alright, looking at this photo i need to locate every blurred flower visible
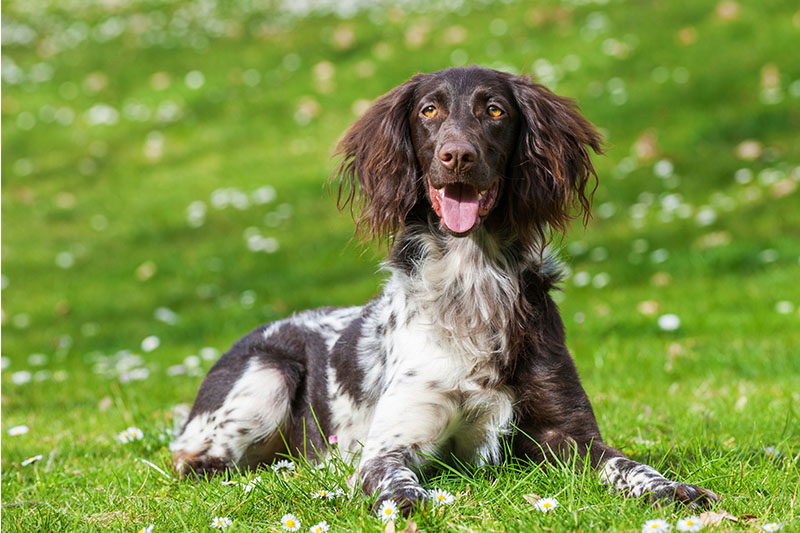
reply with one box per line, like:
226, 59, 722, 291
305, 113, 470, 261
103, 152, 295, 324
736, 140, 762, 161
309, 521, 330, 533
658, 314, 681, 331
141, 336, 160, 352
676, 516, 703, 531
211, 516, 232, 529
21, 454, 43, 466
642, 519, 672, 532
184, 70, 205, 90
8, 425, 30, 436
272, 459, 295, 474
761, 524, 783, 532
137, 525, 155, 533
117, 427, 144, 443
762, 446, 782, 459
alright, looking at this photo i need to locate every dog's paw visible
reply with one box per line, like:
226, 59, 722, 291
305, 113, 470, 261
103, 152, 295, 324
173, 449, 231, 479
375, 485, 430, 517
649, 482, 719, 510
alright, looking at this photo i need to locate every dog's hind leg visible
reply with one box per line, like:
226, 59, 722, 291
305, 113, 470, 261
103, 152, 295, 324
170, 328, 299, 477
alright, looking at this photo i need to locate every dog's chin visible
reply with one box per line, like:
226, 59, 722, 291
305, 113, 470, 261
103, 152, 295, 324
428, 180, 498, 237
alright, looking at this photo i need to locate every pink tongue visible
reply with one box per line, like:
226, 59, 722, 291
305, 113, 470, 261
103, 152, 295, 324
441, 183, 480, 233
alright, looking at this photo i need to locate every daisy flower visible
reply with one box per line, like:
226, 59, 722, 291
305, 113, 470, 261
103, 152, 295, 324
327, 435, 338, 445
272, 459, 296, 474
309, 521, 330, 533
534, 497, 559, 513
117, 426, 144, 443
243, 476, 261, 492
311, 489, 331, 499
762, 446, 782, 460
676, 516, 703, 532
642, 518, 672, 532
327, 488, 345, 499
762, 524, 783, 532
221, 480, 238, 486
210, 516, 232, 529
137, 525, 155, 533
281, 513, 301, 531
429, 488, 455, 506
21, 454, 43, 466
378, 500, 398, 522
8, 425, 30, 436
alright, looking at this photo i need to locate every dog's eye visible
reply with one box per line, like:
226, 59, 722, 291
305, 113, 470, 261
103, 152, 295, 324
422, 105, 438, 118
487, 105, 504, 118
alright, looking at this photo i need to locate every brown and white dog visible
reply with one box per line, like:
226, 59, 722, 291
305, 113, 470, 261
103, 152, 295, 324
171, 66, 718, 514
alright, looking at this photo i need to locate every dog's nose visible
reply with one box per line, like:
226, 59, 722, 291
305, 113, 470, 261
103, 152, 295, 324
439, 141, 477, 172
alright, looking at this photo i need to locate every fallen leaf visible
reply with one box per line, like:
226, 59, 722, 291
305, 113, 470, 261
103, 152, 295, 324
399, 520, 418, 533
384, 520, 395, 533
523, 493, 542, 505
700, 509, 738, 527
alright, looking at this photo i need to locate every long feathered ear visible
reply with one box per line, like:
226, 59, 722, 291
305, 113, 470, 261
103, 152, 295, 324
505, 74, 604, 248
332, 77, 421, 243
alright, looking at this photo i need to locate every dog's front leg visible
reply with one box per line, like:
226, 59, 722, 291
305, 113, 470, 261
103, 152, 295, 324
355, 384, 457, 515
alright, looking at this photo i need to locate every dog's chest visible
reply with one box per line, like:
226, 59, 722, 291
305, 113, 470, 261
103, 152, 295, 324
385, 315, 516, 458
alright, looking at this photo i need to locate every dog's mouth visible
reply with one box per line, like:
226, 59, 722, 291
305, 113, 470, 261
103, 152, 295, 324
428, 181, 499, 235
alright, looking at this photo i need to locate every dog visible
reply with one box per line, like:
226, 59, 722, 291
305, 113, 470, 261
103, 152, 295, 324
171, 66, 718, 513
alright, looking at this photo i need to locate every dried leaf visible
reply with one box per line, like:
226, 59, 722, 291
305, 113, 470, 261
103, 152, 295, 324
384, 520, 395, 533
523, 493, 542, 505
399, 520, 418, 533
700, 509, 738, 526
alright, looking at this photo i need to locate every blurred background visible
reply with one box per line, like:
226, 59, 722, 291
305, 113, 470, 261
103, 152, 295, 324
2, 0, 799, 480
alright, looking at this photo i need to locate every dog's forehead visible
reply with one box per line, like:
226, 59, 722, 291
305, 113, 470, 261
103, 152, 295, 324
414, 67, 514, 102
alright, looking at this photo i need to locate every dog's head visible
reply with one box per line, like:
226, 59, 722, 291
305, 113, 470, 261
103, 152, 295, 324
334, 66, 603, 248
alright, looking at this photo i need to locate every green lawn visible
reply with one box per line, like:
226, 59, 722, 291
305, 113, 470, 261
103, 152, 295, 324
2, 0, 799, 531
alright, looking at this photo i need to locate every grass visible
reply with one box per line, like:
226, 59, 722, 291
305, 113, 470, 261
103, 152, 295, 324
2, 0, 799, 530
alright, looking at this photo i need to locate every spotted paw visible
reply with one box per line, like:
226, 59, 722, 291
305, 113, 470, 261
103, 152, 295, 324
649, 482, 719, 510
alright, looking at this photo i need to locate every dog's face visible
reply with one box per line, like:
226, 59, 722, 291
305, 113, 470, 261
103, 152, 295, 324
408, 69, 520, 236
335, 66, 603, 247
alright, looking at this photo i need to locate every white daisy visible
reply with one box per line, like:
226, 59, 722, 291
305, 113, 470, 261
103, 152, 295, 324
117, 426, 144, 443
429, 488, 455, 506
327, 488, 345, 499
21, 454, 43, 466
534, 497, 559, 513
272, 459, 296, 474
221, 480, 237, 486
378, 500, 398, 522
762, 446, 782, 460
311, 489, 330, 499
762, 524, 783, 532
137, 525, 155, 533
8, 425, 30, 436
309, 520, 330, 533
243, 476, 261, 492
281, 513, 301, 531
210, 516, 232, 529
676, 516, 703, 532
642, 518, 672, 532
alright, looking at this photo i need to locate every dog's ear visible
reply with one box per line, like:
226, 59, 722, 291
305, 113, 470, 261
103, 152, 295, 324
506, 75, 603, 247
333, 77, 421, 243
